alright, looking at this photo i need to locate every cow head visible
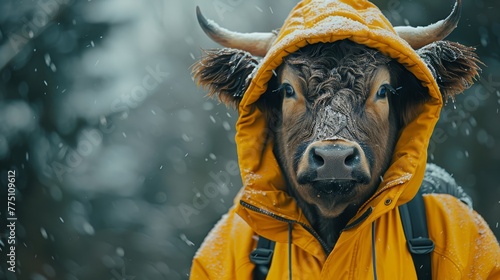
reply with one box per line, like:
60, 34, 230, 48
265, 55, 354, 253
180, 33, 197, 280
274, 42, 406, 218
193, 0, 480, 225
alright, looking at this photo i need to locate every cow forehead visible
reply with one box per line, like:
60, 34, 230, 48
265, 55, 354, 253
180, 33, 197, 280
278, 58, 392, 101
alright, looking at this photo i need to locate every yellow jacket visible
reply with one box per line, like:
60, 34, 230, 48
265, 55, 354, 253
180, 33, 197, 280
191, 0, 500, 279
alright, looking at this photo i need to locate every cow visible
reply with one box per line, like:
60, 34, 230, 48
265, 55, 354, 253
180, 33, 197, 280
190, 0, 500, 279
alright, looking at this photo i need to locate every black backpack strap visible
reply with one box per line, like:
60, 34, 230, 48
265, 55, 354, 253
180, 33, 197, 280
399, 190, 435, 280
250, 235, 275, 280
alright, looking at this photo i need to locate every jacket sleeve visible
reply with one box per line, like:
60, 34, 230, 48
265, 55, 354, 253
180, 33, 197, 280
189, 207, 256, 280
425, 194, 500, 279
470, 209, 500, 279
190, 258, 210, 280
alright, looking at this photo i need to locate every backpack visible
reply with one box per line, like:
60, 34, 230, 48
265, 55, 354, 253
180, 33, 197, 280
250, 163, 473, 280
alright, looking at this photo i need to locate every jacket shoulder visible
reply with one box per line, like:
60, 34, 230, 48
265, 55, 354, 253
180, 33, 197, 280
190, 206, 256, 280
423, 193, 500, 279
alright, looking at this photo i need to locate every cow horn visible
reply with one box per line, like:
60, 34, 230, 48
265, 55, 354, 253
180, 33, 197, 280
395, 0, 461, 49
196, 6, 277, 57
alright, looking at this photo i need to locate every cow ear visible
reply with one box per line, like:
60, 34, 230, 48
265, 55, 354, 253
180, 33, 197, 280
417, 41, 482, 101
192, 48, 259, 109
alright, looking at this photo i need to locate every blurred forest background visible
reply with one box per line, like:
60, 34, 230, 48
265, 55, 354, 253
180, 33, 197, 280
0, 0, 498, 279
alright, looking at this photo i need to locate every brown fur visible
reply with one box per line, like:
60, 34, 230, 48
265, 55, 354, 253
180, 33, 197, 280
192, 48, 259, 108
417, 41, 482, 101
272, 41, 401, 248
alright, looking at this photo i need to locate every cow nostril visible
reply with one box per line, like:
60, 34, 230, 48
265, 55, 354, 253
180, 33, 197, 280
344, 153, 358, 167
312, 152, 325, 166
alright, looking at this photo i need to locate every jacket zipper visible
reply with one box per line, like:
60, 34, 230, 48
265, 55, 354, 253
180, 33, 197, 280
240, 200, 332, 255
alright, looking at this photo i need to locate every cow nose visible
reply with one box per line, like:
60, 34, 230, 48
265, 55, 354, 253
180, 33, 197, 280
311, 145, 359, 180
297, 140, 371, 184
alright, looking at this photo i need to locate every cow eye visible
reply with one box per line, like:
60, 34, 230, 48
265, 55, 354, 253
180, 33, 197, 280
376, 84, 394, 99
282, 83, 295, 98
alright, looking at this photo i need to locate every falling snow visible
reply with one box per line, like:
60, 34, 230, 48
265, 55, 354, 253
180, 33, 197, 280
0, 0, 497, 279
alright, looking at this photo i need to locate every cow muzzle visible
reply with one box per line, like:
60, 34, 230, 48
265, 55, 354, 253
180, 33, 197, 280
296, 139, 371, 194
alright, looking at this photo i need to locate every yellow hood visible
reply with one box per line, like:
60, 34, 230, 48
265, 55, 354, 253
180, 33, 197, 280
234, 0, 442, 240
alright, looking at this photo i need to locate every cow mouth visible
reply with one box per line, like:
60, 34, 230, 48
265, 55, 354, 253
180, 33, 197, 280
311, 179, 357, 196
